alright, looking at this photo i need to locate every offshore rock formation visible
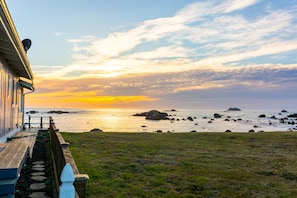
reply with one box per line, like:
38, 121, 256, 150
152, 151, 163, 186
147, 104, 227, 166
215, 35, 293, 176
227, 107, 241, 111
146, 110, 169, 120
133, 110, 169, 120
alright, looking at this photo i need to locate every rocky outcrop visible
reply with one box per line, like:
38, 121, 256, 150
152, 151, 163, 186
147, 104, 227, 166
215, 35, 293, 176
145, 110, 169, 120
214, 113, 222, 118
90, 128, 103, 132
133, 112, 147, 116
187, 116, 194, 121
287, 114, 297, 118
26, 110, 39, 114
227, 107, 241, 111
47, 110, 70, 114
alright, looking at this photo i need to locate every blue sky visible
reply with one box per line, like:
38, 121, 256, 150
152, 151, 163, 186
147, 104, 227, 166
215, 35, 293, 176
6, 0, 297, 110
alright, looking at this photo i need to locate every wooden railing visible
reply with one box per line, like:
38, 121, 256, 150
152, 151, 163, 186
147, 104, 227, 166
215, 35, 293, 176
49, 117, 89, 198
27, 115, 50, 129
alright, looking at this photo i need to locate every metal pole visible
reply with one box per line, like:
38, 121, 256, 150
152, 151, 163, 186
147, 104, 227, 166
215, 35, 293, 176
29, 115, 31, 128
40, 117, 43, 128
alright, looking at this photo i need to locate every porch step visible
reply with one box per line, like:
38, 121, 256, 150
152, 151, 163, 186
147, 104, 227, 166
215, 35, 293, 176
0, 177, 18, 195
0, 195, 14, 198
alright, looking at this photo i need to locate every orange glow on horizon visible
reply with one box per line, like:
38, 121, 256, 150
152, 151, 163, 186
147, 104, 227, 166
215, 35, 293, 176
25, 91, 158, 109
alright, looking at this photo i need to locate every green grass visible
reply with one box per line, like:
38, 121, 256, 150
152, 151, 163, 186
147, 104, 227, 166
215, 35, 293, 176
62, 132, 297, 198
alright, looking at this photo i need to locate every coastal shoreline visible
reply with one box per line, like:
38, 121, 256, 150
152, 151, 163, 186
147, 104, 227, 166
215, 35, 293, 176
25, 108, 297, 133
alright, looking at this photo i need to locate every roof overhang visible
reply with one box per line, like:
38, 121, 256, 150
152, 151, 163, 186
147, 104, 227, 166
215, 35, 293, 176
0, 0, 33, 80
19, 78, 34, 91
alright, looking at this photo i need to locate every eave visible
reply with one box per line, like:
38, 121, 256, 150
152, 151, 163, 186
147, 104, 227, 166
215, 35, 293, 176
0, 0, 33, 80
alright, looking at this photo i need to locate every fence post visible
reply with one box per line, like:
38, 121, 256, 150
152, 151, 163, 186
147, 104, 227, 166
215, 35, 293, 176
28, 115, 31, 128
59, 163, 75, 198
40, 117, 43, 128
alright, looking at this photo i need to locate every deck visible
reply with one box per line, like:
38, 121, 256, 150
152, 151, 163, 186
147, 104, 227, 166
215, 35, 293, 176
13, 128, 40, 157
0, 128, 41, 197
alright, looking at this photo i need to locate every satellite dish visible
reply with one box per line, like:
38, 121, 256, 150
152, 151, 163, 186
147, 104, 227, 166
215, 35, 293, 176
22, 39, 32, 53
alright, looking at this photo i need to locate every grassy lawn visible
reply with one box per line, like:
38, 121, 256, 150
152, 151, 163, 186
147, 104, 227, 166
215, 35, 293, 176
62, 132, 297, 198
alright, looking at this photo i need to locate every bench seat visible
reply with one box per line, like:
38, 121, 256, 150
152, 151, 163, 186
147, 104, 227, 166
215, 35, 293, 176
0, 139, 29, 179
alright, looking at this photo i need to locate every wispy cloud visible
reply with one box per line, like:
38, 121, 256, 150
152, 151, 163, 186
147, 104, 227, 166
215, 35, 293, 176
219, 0, 259, 13
46, 0, 295, 78
31, 0, 297, 108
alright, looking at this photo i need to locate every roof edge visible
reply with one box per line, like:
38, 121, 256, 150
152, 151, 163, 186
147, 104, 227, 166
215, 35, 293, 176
19, 78, 34, 91
0, 0, 34, 80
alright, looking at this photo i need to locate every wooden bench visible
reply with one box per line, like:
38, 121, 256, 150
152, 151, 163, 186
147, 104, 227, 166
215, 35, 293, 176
0, 139, 29, 178
0, 139, 29, 196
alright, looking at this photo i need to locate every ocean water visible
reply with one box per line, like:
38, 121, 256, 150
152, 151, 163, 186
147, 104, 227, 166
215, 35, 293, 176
25, 108, 297, 133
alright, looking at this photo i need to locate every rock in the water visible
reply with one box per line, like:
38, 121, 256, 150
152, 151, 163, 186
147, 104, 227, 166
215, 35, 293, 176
258, 114, 266, 118
133, 112, 148, 116
146, 110, 168, 120
47, 110, 70, 114
288, 121, 296, 125
26, 110, 39, 114
214, 113, 222, 118
287, 114, 297, 118
90, 128, 103, 132
187, 116, 194, 121
227, 107, 241, 111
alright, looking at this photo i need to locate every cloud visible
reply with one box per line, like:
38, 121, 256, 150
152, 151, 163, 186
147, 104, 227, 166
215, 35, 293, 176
33, 63, 297, 96
51, 0, 296, 79
219, 0, 259, 13
30, 0, 297, 109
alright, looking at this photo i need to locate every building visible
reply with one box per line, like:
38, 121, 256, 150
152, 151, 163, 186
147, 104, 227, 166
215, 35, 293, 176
0, 2, 88, 197
0, 0, 34, 143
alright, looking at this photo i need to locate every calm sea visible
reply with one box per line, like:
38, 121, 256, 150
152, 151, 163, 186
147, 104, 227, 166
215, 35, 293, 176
24, 108, 297, 133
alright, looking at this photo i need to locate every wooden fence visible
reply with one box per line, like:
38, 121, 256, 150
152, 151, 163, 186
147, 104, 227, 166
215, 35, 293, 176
49, 117, 89, 198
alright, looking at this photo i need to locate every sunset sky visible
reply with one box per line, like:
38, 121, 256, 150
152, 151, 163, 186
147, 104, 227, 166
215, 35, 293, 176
7, 0, 297, 110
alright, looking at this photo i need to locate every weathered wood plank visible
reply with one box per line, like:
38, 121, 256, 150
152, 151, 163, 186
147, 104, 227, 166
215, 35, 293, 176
14, 129, 39, 157
0, 139, 29, 179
